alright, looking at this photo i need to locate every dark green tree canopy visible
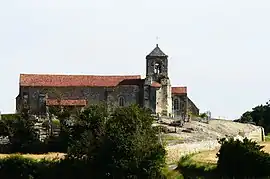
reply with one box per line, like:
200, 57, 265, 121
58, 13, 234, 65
237, 100, 270, 133
68, 104, 166, 178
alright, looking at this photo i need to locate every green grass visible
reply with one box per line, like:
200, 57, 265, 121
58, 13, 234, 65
162, 135, 182, 141
178, 154, 217, 171
265, 134, 270, 141
176, 154, 218, 178
162, 167, 184, 179
161, 134, 184, 145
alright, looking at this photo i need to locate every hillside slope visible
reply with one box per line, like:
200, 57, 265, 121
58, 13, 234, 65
165, 120, 261, 143
158, 119, 264, 164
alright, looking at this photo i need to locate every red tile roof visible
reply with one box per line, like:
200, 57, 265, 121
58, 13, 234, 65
118, 79, 145, 85
46, 99, 87, 106
172, 87, 187, 94
20, 74, 141, 87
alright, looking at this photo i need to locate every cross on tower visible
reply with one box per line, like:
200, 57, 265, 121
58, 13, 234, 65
156, 36, 159, 46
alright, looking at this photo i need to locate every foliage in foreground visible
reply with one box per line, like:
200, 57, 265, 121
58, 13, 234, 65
236, 100, 270, 133
177, 154, 217, 179
0, 108, 42, 153
0, 105, 167, 179
217, 137, 270, 178
0, 155, 174, 179
0, 155, 90, 179
68, 104, 166, 178
162, 167, 184, 179
177, 138, 270, 178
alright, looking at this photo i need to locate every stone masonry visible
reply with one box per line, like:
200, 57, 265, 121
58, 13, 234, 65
16, 44, 199, 119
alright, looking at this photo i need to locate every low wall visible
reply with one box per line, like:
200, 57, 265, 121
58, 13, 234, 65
166, 126, 265, 164
244, 126, 265, 142
166, 140, 220, 164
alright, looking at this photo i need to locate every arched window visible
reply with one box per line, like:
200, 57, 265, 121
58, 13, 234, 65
154, 62, 161, 74
173, 98, 180, 110
118, 96, 125, 107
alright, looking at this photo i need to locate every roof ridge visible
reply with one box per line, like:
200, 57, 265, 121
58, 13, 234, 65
172, 86, 187, 94
147, 45, 167, 57
20, 73, 141, 77
20, 73, 142, 87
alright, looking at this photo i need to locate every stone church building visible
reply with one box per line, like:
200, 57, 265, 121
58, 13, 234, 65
16, 45, 199, 119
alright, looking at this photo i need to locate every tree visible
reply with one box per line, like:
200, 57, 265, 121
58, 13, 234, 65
1, 107, 40, 153
41, 88, 80, 152
67, 104, 108, 160
238, 100, 270, 134
217, 137, 270, 178
67, 104, 166, 178
199, 113, 208, 119
239, 111, 253, 123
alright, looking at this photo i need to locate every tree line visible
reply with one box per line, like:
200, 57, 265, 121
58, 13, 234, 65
235, 100, 270, 134
0, 104, 166, 178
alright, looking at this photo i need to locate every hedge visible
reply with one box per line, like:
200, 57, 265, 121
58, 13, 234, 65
0, 155, 91, 179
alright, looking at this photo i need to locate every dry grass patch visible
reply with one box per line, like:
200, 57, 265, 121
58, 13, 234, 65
261, 142, 270, 152
0, 153, 66, 160
190, 150, 219, 164
190, 141, 270, 165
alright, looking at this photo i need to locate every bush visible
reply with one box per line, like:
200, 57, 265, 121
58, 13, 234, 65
0, 108, 42, 153
0, 109, 69, 154
177, 154, 217, 178
0, 155, 43, 179
217, 137, 270, 178
0, 155, 93, 179
67, 104, 167, 178
153, 125, 171, 133
0, 105, 166, 178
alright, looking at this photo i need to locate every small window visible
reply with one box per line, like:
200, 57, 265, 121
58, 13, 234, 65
154, 62, 161, 74
173, 98, 180, 110
39, 94, 46, 104
118, 96, 125, 107
23, 92, 28, 99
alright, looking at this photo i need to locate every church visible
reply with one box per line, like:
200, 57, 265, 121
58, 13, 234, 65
16, 44, 199, 119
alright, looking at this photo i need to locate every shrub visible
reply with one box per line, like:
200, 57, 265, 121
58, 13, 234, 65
0, 105, 166, 178
0, 108, 41, 153
217, 137, 270, 178
51, 119, 60, 127
154, 125, 171, 133
177, 154, 217, 178
0, 155, 43, 179
0, 155, 92, 179
68, 104, 167, 178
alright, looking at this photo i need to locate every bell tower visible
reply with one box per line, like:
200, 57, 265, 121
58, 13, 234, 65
144, 44, 172, 117
146, 44, 168, 82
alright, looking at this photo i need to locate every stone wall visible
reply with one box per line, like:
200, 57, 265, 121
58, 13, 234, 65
244, 126, 265, 142
166, 140, 219, 164
18, 85, 141, 114
172, 94, 187, 119
166, 126, 265, 164
188, 97, 199, 116
155, 87, 163, 115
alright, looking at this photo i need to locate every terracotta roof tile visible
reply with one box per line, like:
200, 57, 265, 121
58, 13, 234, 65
20, 74, 141, 87
46, 99, 87, 106
118, 79, 145, 86
172, 87, 187, 94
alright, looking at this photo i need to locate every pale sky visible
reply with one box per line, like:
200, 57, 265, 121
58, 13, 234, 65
0, 0, 269, 119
